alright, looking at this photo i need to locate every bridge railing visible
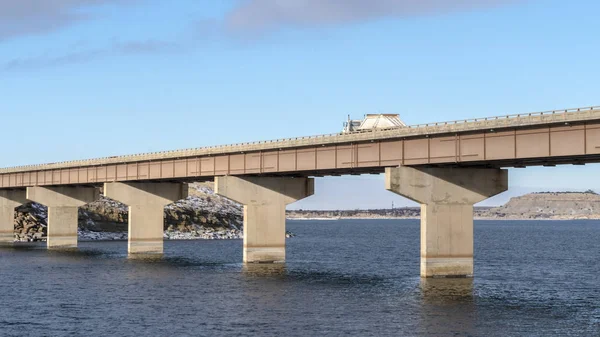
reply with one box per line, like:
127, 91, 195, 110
348, 106, 599, 134
2, 106, 600, 173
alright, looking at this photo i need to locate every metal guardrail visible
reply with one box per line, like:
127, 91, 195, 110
1, 106, 599, 174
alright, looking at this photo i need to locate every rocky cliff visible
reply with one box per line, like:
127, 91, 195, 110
480, 191, 600, 220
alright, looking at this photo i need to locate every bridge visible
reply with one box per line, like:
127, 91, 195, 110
1, 106, 599, 278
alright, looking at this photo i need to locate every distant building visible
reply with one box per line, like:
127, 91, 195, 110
342, 114, 407, 133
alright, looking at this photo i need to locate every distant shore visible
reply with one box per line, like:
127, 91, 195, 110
287, 216, 600, 221
286, 191, 600, 222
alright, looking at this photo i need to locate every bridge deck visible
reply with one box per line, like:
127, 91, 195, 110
1, 106, 599, 188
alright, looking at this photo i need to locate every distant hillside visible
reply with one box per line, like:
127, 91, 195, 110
480, 191, 600, 220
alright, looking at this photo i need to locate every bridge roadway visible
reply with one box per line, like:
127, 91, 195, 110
1, 106, 599, 278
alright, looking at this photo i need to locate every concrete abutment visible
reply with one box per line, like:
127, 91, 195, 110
104, 182, 188, 256
26, 186, 99, 249
0, 190, 27, 246
386, 166, 508, 278
215, 176, 314, 263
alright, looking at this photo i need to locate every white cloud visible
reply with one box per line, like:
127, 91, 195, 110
0, 0, 132, 41
225, 0, 521, 34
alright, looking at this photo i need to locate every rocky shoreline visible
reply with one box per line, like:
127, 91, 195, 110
13, 183, 245, 242
75, 228, 244, 242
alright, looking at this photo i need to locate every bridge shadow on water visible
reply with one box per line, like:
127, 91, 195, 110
124, 257, 390, 287
7, 243, 112, 259
81, 251, 393, 288
124, 254, 237, 269
242, 262, 391, 289
9, 242, 46, 250
122, 256, 392, 288
5, 243, 475, 306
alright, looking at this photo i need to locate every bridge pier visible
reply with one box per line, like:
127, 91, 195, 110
104, 182, 188, 256
0, 190, 27, 246
386, 167, 508, 278
215, 176, 314, 263
26, 186, 99, 249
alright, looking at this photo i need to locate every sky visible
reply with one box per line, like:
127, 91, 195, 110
1, 0, 599, 209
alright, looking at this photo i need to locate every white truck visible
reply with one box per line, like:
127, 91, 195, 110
342, 114, 407, 133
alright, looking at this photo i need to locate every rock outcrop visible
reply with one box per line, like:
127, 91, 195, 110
14, 183, 244, 242
480, 191, 600, 220
15, 203, 47, 242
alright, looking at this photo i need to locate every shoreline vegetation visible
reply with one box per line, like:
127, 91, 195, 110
12, 184, 600, 242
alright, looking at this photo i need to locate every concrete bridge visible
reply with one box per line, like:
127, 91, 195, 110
1, 106, 599, 278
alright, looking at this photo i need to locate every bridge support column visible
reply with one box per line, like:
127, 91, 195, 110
0, 190, 27, 246
215, 176, 314, 263
386, 167, 508, 278
26, 186, 99, 249
104, 182, 188, 256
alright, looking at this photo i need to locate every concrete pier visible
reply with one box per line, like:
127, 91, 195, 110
0, 190, 27, 246
215, 176, 314, 263
104, 182, 188, 255
386, 167, 508, 278
26, 186, 99, 249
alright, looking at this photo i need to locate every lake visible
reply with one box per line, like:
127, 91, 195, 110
0, 219, 599, 336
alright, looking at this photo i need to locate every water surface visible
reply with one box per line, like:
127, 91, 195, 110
0, 220, 598, 336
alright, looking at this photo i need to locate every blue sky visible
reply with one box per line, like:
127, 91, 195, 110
1, 0, 599, 209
